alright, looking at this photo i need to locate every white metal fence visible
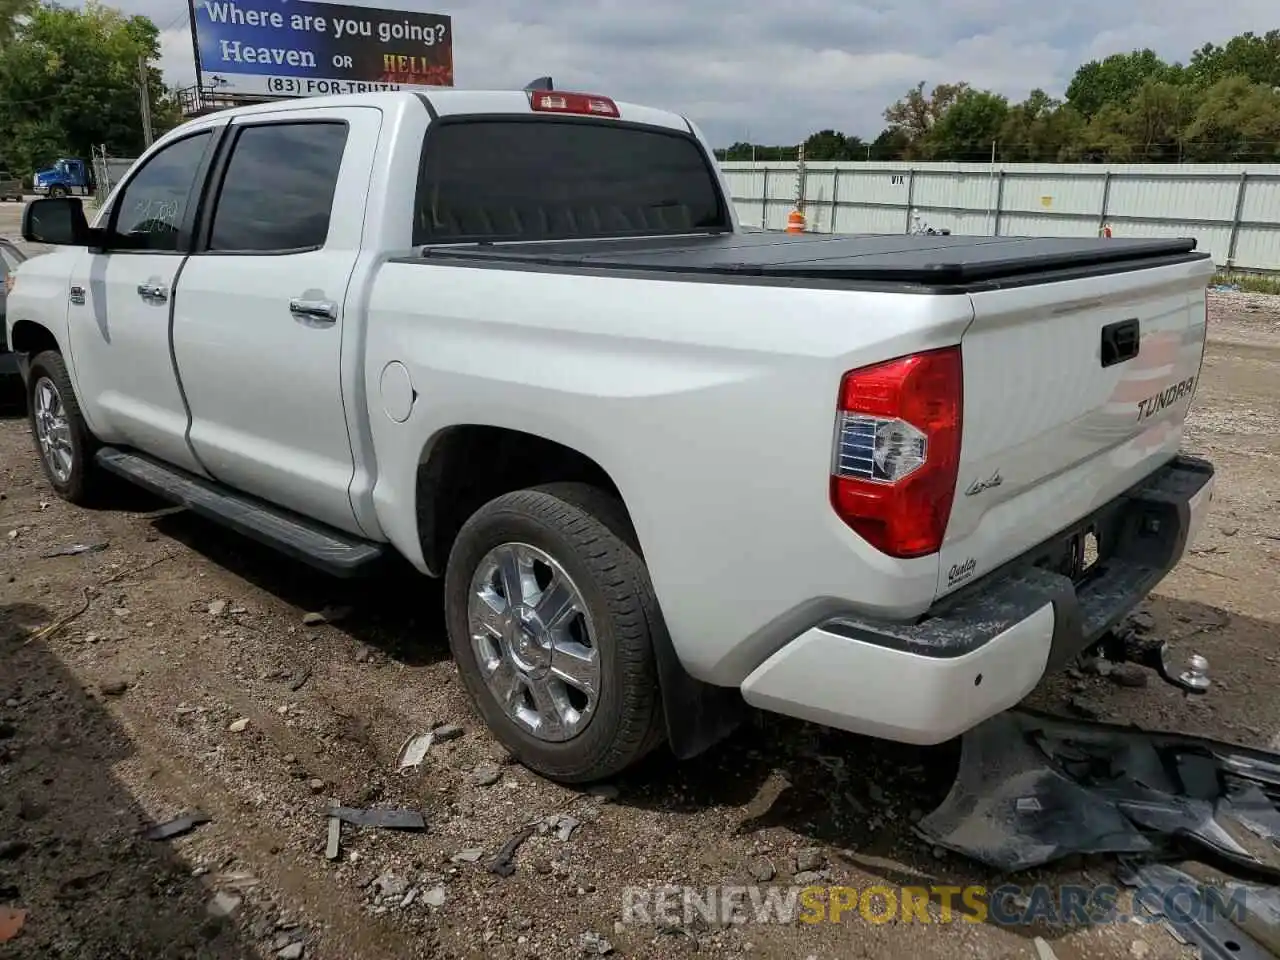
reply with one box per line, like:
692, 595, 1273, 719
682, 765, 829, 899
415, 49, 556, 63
720, 161, 1280, 274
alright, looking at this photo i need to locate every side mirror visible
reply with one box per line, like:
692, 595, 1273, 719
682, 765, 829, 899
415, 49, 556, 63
22, 197, 91, 246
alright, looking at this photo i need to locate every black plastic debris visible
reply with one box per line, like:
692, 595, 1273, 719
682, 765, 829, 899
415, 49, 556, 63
324, 807, 425, 831
487, 824, 535, 877
1118, 860, 1271, 960
917, 709, 1280, 877
143, 811, 211, 841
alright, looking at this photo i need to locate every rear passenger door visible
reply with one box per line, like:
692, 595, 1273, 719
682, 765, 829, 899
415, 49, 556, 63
172, 108, 382, 536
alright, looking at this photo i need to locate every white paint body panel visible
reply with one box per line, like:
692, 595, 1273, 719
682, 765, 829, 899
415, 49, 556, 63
5, 91, 1215, 745
173, 105, 383, 535
939, 258, 1214, 597
741, 604, 1055, 744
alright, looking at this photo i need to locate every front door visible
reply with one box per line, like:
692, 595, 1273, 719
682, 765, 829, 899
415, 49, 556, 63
67, 129, 221, 472
172, 108, 381, 536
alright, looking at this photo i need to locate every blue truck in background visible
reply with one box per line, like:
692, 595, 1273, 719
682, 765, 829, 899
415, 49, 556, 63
32, 157, 94, 197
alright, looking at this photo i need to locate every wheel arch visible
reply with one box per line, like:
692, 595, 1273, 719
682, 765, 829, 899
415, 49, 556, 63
416, 423, 746, 761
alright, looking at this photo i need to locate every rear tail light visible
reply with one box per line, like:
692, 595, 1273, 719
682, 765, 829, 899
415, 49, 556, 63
528, 90, 619, 118
830, 346, 963, 558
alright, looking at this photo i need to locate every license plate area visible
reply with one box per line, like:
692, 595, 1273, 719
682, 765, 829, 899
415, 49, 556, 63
1036, 523, 1106, 587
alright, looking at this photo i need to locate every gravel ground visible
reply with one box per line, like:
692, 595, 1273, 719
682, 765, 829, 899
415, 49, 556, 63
2, 238, 1279, 958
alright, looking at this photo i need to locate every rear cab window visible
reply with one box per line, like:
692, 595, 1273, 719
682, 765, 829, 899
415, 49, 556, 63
414, 118, 730, 244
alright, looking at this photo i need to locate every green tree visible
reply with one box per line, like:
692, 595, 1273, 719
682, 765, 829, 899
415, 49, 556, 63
867, 127, 911, 161
1083, 80, 1200, 161
1065, 49, 1179, 119
1183, 76, 1280, 161
803, 129, 868, 161
922, 88, 1008, 160
1188, 30, 1280, 88
0, 1, 172, 176
998, 90, 1088, 161
0, 0, 35, 45
883, 81, 970, 152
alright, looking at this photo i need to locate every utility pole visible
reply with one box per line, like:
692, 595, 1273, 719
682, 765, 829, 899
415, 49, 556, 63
138, 56, 154, 148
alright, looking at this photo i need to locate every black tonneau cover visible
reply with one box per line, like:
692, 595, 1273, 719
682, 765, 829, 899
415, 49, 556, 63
415, 232, 1205, 289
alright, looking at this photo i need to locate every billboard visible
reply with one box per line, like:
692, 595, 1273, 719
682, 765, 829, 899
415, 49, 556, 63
189, 0, 452, 98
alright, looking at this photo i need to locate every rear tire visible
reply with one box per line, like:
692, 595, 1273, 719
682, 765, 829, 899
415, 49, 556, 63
444, 483, 665, 783
47, 185, 68, 199
27, 350, 101, 505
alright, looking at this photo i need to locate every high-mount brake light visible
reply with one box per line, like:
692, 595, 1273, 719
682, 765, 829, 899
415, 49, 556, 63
830, 346, 963, 559
528, 90, 620, 118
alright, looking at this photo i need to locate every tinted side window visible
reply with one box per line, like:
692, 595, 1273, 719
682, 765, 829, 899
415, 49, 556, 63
209, 123, 348, 252
112, 132, 213, 251
414, 120, 728, 244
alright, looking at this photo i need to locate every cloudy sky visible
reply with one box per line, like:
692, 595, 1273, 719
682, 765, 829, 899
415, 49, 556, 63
103, 0, 1277, 146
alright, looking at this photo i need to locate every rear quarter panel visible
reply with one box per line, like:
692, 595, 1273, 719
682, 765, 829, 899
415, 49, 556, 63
363, 262, 974, 685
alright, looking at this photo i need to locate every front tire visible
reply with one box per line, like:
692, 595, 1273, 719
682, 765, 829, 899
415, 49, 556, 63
27, 350, 100, 505
444, 483, 664, 783
47, 185, 68, 199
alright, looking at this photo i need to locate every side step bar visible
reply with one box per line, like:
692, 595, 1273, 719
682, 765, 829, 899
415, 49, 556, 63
95, 447, 388, 578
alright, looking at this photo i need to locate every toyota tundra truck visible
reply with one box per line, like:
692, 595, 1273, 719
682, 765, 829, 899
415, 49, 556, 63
6, 87, 1215, 784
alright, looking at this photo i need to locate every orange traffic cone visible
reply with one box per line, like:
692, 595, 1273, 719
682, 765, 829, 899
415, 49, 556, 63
786, 209, 805, 234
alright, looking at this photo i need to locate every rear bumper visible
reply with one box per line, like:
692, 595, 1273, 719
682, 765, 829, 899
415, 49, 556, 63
740, 454, 1215, 744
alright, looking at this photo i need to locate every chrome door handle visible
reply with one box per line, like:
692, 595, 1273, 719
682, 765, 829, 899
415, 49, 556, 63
290, 298, 337, 324
137, 283, 168, 303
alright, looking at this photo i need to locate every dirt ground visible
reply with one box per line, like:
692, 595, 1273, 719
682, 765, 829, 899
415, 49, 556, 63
2, 218, 1279, 957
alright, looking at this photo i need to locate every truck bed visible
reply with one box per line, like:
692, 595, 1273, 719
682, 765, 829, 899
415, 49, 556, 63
413, 233, 1206, 289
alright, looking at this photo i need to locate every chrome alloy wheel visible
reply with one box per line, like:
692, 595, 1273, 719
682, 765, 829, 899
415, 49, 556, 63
33, 376, 73, 484
467, 542, 600, 742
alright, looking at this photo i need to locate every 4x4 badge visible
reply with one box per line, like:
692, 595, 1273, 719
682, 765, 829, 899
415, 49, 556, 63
965, 470, 1003, 496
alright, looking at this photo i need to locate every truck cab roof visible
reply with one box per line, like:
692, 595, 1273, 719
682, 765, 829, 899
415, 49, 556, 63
185, 89, 693, 133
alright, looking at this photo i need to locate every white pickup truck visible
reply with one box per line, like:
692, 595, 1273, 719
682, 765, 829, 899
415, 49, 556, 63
8, 87, 1215, 783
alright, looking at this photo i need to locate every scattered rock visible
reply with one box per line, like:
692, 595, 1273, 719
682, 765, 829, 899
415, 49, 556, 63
1111, 665, 1150, 688
432, 723, 465, 743
100, 679, 129, 697
1128, 611, 1156, 632
422, 886, 447, 908
747, 858, 775, 882
587, 784, 619, 801
373, 871, 409, 900
277, 944, 305, 960
451, 848, 484, 864
302, 605, 351, 626
207, 892, 242, 917
578, 932, 614, 956
208, 600, 228, 618
554, 815, 582, 842
1130, 940, 1151, 958
794, 870, 825, 885
795, 848, 825, 872
470, 761, 502, 787
228, 718, 250, 733
308, 779, 326, 794
1220, 525, 1239, 537
867, 784, 887, 804
353, 644, 374, 663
